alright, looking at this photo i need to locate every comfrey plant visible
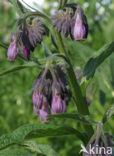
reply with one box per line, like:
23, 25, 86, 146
0, 0, 114, 156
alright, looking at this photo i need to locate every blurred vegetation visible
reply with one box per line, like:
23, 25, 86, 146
0, 0, 114, 156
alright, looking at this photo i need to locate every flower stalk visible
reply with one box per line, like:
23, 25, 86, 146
54, 32, 94, 137
23, 12, 50, 21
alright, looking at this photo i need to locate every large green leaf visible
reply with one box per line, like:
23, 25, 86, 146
0, 64, 37, 77
102, 104, 114, 123
0, 148, 33, 156
0, 123, 86, 150
23, 141, 59, 156
83, 42, 114, 79
48, 113, 96, 125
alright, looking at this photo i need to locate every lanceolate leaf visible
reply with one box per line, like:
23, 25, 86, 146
0, 64, 37, 77
102, 104, 114, 123
0, 148, 33, 156
22, 141, 59, 156
0, 123, 86, 150
48, 113, 96, 125
0, 42, 8, 49
83, 42, 114, 80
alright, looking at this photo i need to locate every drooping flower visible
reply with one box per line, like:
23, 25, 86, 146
19, 18, 45, 60
39, 109, 49, 122
51, 4, 88, 41
32, 90, 43, 114
28, 18, 45, 45
22, 45, 30, 60
39, 98, 50, 122
32, 65, 71, 122
51, 66, 71, 114
32, 70, 52, 122
33, 90, 50, 122
7, 18, 45, 61
72, 5, 88, 41
7, 33, 19, 61
51, 94, 66, 113
51, 10, 73, 38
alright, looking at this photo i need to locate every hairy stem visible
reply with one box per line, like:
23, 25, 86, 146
23, 12, 50, 21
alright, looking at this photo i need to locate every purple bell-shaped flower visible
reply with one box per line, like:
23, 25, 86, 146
73, 5, 88, 41
7, 33, 19, 61
51, 94, 66, 114
22, 45, 30, 60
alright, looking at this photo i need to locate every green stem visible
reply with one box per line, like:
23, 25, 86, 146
58, 0, 68, 9
55, 32, 94, 137
23, 12, 50, 21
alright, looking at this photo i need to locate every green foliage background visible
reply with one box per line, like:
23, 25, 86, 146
0, 0, 114, 155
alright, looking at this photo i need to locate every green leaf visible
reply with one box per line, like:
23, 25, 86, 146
102, 104, 114, 123
0, 116, 11, 133
67, 41, 93, 65
0, 123, 86, 150
22, 141, 59, 156
0, 148, 33, 156
99, 90, 106, 106
0, 42, 8, 49
48, 113, 95, 125
83, 42, 114, 80
16, 0, 26, 13
0, 64, 37, 77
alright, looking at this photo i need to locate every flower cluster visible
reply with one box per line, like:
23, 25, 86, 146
32, 66, 71, 122
7, 4, 88, 62
52, 4, 88, 41
7, 18, 45, 61
51, 10, 73, 38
